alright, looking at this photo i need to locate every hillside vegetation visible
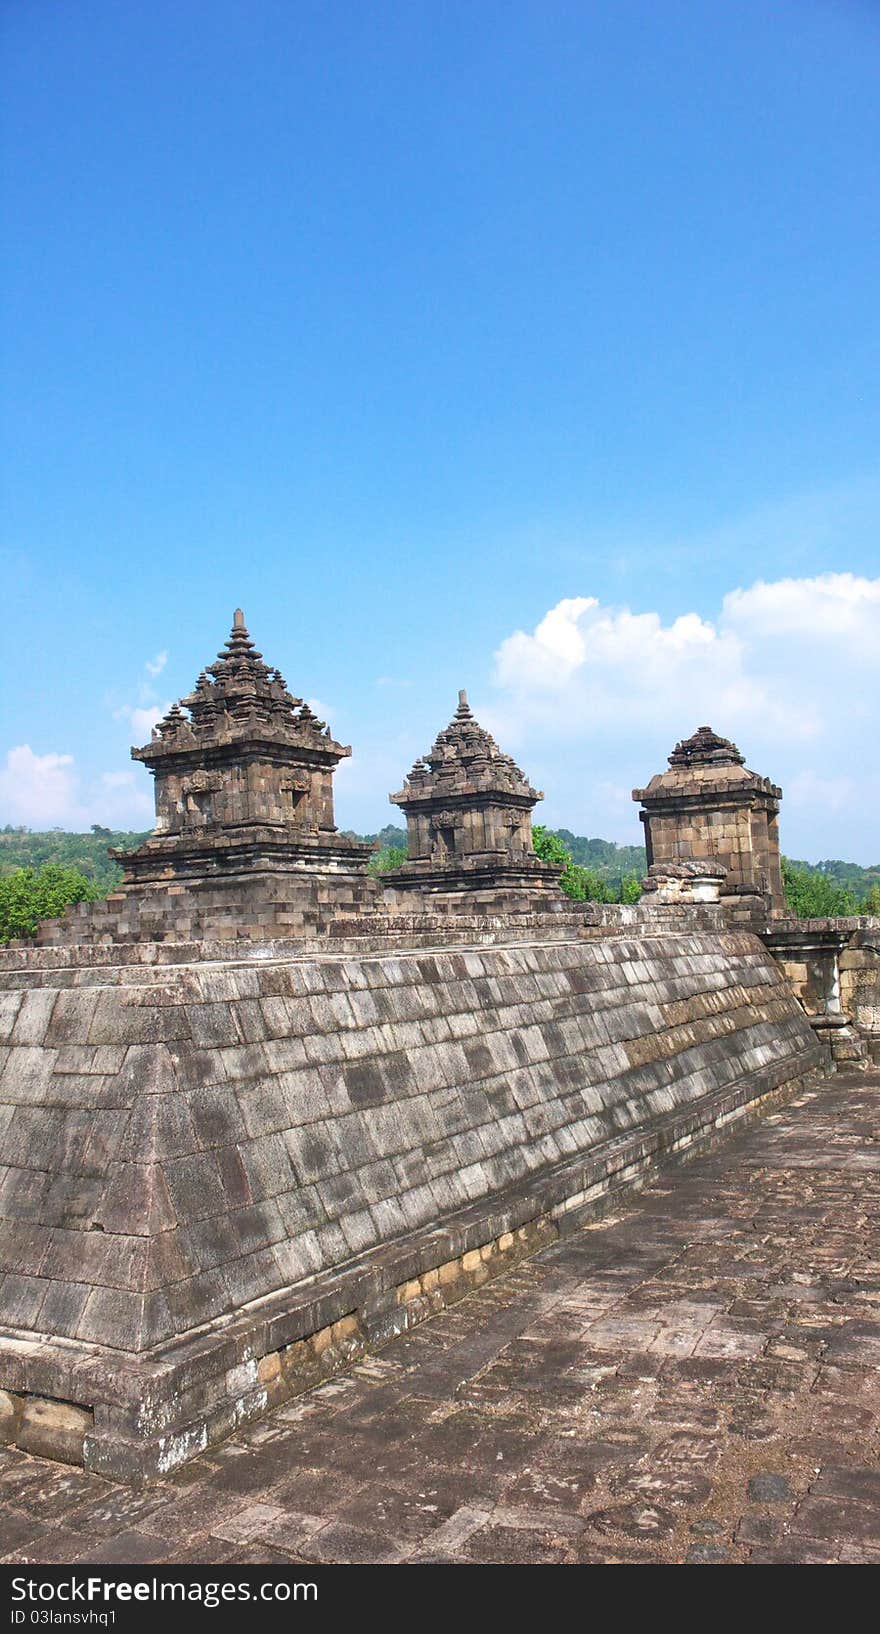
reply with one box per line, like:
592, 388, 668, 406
0, 826, 147, 892
781, 857, 880, 918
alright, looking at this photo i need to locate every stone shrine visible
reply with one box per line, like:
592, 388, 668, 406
33, 613, 378, 945
633, 725, 786, 917
121, 609, 366, 883
384, 690, 562, 908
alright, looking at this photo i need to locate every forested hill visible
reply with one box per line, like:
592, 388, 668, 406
2, 824, 879, 902
0, 827, 148, 892
545, 830, 647, 878
784, 856, 880, 899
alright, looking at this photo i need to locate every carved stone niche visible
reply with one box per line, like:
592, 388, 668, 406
429, 809, 460, 860
280, 771, 312, 828
179, 771, 222, 829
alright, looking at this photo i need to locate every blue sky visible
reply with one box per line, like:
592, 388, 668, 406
2, 1, 879, 860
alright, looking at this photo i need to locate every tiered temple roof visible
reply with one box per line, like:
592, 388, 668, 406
135, 609, 343, 764
392, 690, 542, 807
113, 610, 372, 889
667, 725, 746, 770
635, 724, 782, 800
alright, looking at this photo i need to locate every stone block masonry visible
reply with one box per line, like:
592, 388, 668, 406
2, 610, 871, 1494
30, 612, 379, 948
6, 1069, 875, 1567
0, 928, 821, 1479
634, 725, 786, 916
384, 689, 562, 903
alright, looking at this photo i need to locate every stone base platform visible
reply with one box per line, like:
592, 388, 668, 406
2, 1072, 876, 1567
381, 853, 564, 916
0, 926, 821, 1480
30, 861, 381, 948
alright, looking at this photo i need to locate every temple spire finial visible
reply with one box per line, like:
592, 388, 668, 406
233, 608, 245, 630
456, 688, 471, 719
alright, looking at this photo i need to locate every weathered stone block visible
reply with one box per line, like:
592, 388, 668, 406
0, 1386, 22, 1442
17, 1397, 93, 1465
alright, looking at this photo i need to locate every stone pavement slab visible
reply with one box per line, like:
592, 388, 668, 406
1, 1071, 879, 1566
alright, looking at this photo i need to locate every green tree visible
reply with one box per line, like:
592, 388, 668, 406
0, 828, 147, 891
864, 883, 880, 917
0, 864, 102, 944
781, 857, 860, 918
533, 825, 640, 903
368, 844, 408, 877
531, 826, 572, 869
620, 871, 643, 904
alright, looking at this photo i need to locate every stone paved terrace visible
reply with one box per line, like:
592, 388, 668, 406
2, 1070, 879, 1567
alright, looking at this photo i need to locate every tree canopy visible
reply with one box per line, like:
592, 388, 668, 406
781, 858, 869, 918
532, 826, 642, 904
0, 826, 146, 892
0, 863, 103, 944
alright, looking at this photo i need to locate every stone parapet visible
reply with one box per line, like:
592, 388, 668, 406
3, 898, 730, 981
760, 916, 880, 1066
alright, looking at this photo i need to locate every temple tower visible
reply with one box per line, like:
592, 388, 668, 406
28, 611, 377, 943
633, 725, 785, 916
384, 690, 562, 905
117, 610, 371, 886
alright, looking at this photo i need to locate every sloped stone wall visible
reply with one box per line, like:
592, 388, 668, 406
1, 930, 817, 1354
0, 928, 821, 1475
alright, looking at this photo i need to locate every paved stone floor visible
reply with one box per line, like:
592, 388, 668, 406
2, 1070, 879, 1567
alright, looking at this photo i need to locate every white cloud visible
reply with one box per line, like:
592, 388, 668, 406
0, 747, 152, 830
723, 572, 880, 645
492, 594, 776, 736
95, 770, 153, 825
488, 572, 880, 861
109, 649, 173, 744
496, 597, 599, 686
113, 701, 171, 742
305, 697, 334, 724
500, 601, 730, 699
0, 746, 80, 827
129, 704, 168, 741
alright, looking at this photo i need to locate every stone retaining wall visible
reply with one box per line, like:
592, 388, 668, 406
0, 928, 822, 1477
760, 918, 880, 1066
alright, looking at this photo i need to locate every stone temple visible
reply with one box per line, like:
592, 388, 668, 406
384, 689, 562, 908
124, 609, 370, 884
37, 613, 377, 945
634, 724, 786, 918
0, 614, 877, 1480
